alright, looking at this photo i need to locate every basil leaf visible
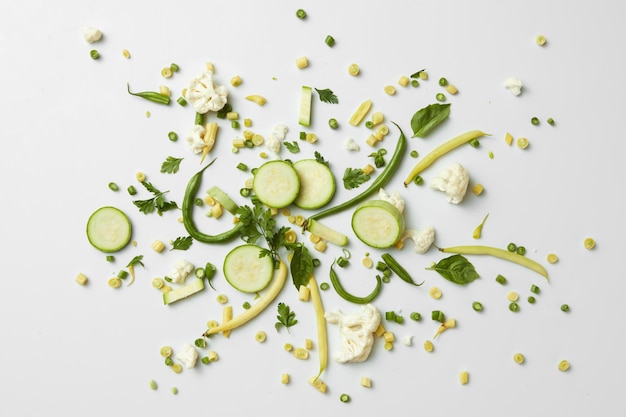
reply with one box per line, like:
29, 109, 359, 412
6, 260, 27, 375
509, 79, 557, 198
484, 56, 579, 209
290, 244, 313, 289
410, 103, 451, 138
426, 254, 479, 285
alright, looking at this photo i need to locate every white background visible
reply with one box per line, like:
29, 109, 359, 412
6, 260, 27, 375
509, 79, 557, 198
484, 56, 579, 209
1, 0, 624, 416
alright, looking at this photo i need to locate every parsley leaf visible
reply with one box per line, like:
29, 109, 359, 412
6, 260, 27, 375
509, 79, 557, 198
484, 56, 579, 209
314, 88, 338, 104
342, 167, 371, 190
132, 181, 179, 215
314, 151, 329, 166
170, 236, 193, 251
275, 302, 298, 332
369, 149, 387, 168
160, 156, 184, 174
236, 200, 290, 265
284, 141, 300, 154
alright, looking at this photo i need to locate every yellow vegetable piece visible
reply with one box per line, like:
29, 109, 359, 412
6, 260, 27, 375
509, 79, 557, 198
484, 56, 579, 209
122, 49, 131, 59
230, 75, 242, 87
160, 346, 173, 357
472, 183, 484, 196
446, 84, 459, 95
207, 351, 219, 362
513, 352, 525, 364
255, 330, 267, 343
360, 377, 372, 388
295, 56, 309, 69
547, 253, 559, 264
423, 340, 434, 352
558, 359, 570, 371
536, 35, 547, 46
108, 277, 122, 288
349, 99, 373, 126
398, 76, 410, 87
383, 331, 395, 343
298, 284, 311, 301
362, 257, 373, 268
419, 71, 429, 80
243, 118, 252, 127
517, 137, 529, 149
362, 164, 375, 176
429, 286, 442, 299
314, 239, 327, 253
222, 305, 233, 338
75, 273, 88, 286
584, 237, 595, 250
151, 240, 166, 253
507, 291, 519, 302
161, 67, 173, 78
245, 95, 267, 106
284, 343, 294, 352
433, 318, 456, 339
384, 85, 396, 95
371, 111, 384, 126
293, 347, 309, 359
152, 278, 164, 289
472, 213, 489, 239
171, 363, 183, 373
281, 373, 290, 384
459, 371, 469, 385
383, 342, 394, 351
348, 63, 360, 76
505, 132, 514, 146
135, 172, 146, 182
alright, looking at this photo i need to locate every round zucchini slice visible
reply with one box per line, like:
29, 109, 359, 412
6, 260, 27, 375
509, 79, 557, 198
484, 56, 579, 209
293, 159, 336, 210
252, 160, 300, 208
351, 200, 405, 248
223, 244, 275, 293
86, 206, 132, 253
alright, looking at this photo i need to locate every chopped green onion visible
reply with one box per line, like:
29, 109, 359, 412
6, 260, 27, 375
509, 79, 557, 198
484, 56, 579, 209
509, 302, 520, 312
299, 131, 306, 140
472, 301, 483, 312
319, 282, 330, 291
240, 188, 251, 197
194, 338, 207, 348
117, 270, 129, 279
325, 35, 336, 47
201, 356, 210, 365
231, 120, 240, 129
431, 310, 445, 323
495, 274, 507, 285
530, 284, 540, 294
336, 257, 349, 268
127, 185, 137, 195
236, 162, 248, 171
106, 255, 115, 262
413, 175, 424, 185
410, 312, 421, 321
394, 315, 404, 324
385, 311, 396, 321
410, 150, 419, 158
507, 242, 517, 252
340, 393, 350, 403
527, 296, 536, 304
365, 120, 374, 129
375, 261, 388, 272
242, 301, 251, 309
328, 118, 339, 129
108, 182, 119, 191
312, 258, 321, 267
560, 304, 570, 312
547, 117, 555, 126
176, 96, 187, 106
411, 79, 419, 87
469, 138, 480, 148
164, 357, 173, 366
296, 9, 307, 19
381, 274, 390, 284
194, 198, 203, 206
195, 268, 205, 279
516, 246, 526, 256
436, 93, 446, 102
90, 49, 100, 60
531, 117, 540, 125
149, 380, 158, 390
170, 63, 179, 72
438, 77, 448, 86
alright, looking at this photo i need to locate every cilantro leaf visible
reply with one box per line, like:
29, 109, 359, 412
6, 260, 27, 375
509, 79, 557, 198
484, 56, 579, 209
170, 236, 193, 251
314, 88, 338, 104
314, 151, 329, 166
342, 167, 371, 190
284, 141, 300, 154
275, 302, 298, 332
160, 156, 183, 174
132, 181, 179, 216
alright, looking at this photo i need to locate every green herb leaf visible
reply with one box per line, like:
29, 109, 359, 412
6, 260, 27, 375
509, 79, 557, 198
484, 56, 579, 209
275, 302, 298, 332
368, 150, 386, 168
342, 167, 370, 190
126, 255, 144, 268
314, 151, 329, 166
170, 236, 193, 251
314, 88, 338, 104
132, 181, 178, 215
410, 103, 451, 138
290, 244, 313, 289
284, 141, 301, 154
160, 156, 184, 174
426, 254, 479, 285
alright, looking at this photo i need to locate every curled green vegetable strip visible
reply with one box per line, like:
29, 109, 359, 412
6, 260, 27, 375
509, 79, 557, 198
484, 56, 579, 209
127, 83, 171, 105
182, 160, 243, 243
381, 253, 423, 286
329, 261, 381, 304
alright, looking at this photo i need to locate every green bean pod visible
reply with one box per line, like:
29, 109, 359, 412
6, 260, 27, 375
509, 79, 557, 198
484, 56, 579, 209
329, 261, 382, 304
126, 83, 171, 105
381, 253, 423, 286
307, 122, 407, 224
182, 160, 243, 243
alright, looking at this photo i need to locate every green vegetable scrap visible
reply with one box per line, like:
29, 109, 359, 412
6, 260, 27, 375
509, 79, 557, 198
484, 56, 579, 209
426, 254, 480, 285
275, 302, 298, 332
410, 103, 451, 138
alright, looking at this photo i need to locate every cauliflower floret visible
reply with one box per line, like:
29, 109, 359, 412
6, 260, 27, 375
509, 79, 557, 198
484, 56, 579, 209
186, 124, 207, 154
344, 137, 360, 151
166, 259, 195, 284
83, 26, 102, 43
504, 77, 523, 96
184, 69, 228, 113
378, 188, 404, 213
175, 344, 199, 369
325, 304, 381, 363
400, 226, 436, 254
266, 124, 288, 154
430, 163, 469, 204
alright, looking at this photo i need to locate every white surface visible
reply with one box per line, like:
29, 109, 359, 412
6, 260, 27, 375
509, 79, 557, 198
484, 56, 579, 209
1, 0, 624, 415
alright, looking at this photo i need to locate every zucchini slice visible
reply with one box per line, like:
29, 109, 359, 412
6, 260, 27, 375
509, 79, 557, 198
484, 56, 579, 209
293, 159, 336, 210
86, 206, 132, 253
252, 160, 300, 209
299, 86, 313, 126
163, 278, 205, 305
223, 244, 275, 293
351, 200, 405, 248
206, 185, 239, 214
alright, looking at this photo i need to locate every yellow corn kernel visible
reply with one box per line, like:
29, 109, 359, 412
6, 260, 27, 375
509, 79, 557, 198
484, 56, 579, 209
360, 377, 372, 388
348, 63, 360, 76
383, 331, 395, 343
259, 152, 268, 159
423, 340, 434, 352
314, 240, 327, 253
207, 350, 219, 362
75, 273, 88, 286
245, 95, 267, 106
309, 233, 321, 244
230, 75, 242, 87
547, 253, 559, 264
365, 134, 379, 147
295, 56, 309, 69
151, 240, 166, 253
398, 75, 410, 87
445, 84, 458, 95
281, 373, 290, 384
298, 285, 311, 302
349, 99, 373, 126
243, 118, 252, 127
429, 286, 442, 299
504, 132, 514, 145
384, 85, 396, 95
152, 278, 164, 289
305, 133, 318, 143
122, 49, 131, 59
362, 164, 375, 175
370, 111, 384, 126
472, 184, 484, 196
255, 330, 267, 343
161, 67, 173, 78
226, 111, 239, 120
536, 35, 547, 46
159, 85, 171, 97
459, 371, 469, 385
362, 257, 373, 268
293, 347, 309, 360
375, 323, 386, 337
135, 172, 146, 182
171, 363, 183, 373
210, 203, 223, 219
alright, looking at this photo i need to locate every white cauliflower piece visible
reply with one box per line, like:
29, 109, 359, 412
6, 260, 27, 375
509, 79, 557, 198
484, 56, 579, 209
166, 259, 195, 284
400, 226, 436, 254
325, 304, 381, 363
402, 335, 413, 346
430, 163, 469, 204
504, 77, 523, 96
83, 26, 102, 43
266, 124, 288, 154
343, 137, 360, 151
175, 344, 199, 369
378, 188, 404, 214
184, 69, 228, 113
186, 124, 207, 154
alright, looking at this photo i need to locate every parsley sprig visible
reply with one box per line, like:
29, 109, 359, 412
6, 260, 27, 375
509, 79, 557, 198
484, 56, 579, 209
314, 88, 338, 104
170, 236, 193, 251
132, 181, 179, 215
275, 302, 298, 332
342, 167, 371, 190
160, 156, 184, 174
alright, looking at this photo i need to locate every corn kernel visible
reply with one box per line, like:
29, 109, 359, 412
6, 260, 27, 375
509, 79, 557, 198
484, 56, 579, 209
472, 184, 484, 196
230, 75, 242, 87
243, 118, 252, 127
151, 240, 166, 253
398, 76, 410, 87
75, 273, 88, 285
375, 323, 386, 337
348, 63, 360, 76
547, 253, 559, 263
558, 359, 570, 371
295, 56, 309, 69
